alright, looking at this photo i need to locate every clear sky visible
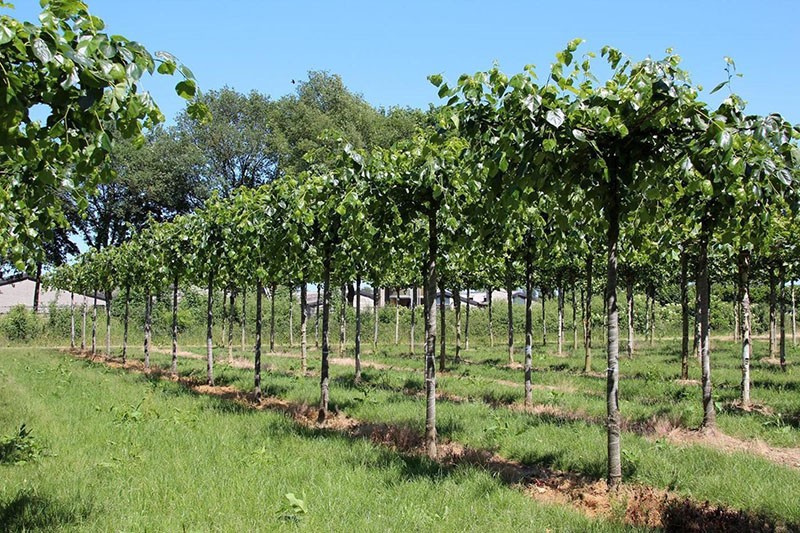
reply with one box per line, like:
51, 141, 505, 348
8, 1, 799, 123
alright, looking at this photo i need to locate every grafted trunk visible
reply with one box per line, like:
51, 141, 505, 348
625, 276, 634, 360
339, 284, 347, 357
269, 283, 276, 353
680, 251, 690, 380
584, 254, 593, 373
373, 286, 379, 349
355, 276, 362, 381
105, 291, 112, 357
122, 286, 130, 364
454, 286, 462, 363
780, 265, 787, 372
698, 227, 714, 430
572, 288, 578, 352
465, 288, 471, 351
254, 279, 263, 399
315, 284, 321, 348
738, 251, 752, 406
81, 296, 87, 351
605, 170, 621, 490
91, 290, 98, 357
557, 284, 564, 355
227, 289, 235, 362
769, 267, 777, 358
143, 289, 151, 369
439, 278, 446, 372
524, 250, 533, 407
206, 272, 215, 385
506, 257, 514, 363
488, 288, 494, 347
70, 292, 75, 350
424, 213, 438, 459
301, 283, 308, 373
288, 287, 294, 348
319, 259, 332, 421
410, 284, 417, 354
394, 287, 400, 346
171, 274, 179, 375
241, 290, 246, 353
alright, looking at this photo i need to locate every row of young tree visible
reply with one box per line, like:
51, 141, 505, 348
49, 41, 799, 489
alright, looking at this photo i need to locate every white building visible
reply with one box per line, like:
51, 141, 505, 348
0, 274, 105, 314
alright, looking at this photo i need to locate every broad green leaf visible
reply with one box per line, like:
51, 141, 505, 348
545, 109, 565, 128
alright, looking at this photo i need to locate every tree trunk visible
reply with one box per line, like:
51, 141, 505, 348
693, 268, 701, 360
122, 286, 129, 364
105, 291, 112, 357
506, 257, 514, 363
81, 296, 87, 351
541, 291, 547, 346
792, 280, 796, 347
373, 286, 379, 349
769, 267, 777, 358
584, 254, 593, 373
454, 286, 462, 363
465, 288, 471, 351
32, 262, 42, 313
698, 226, 715, 430
557, 284, 564, 355
70, 291, 75, 350
206, 272, 215, 386
221, 287, 227, 349
319, 258, 332, 421
424, 213, 438, 459
780, 265, 787, 372
644, 289, 651, 345
524, 250, 534, 407
289, 287, 294, 348
91, 290, 98, 357
488, 288, 494, 348
269, 282, 276, 353
143, 289, 151, 369
649, 286, 656, 345
410, 284, 417, 355
738, 251, 752, 406
315, 284, 320, 348
439, 278, 447, 372
733, 282, 740, 343
572, 288, 578, 352
254, 279, 263, 399
680, 250, 690, 380
605, 171, 622, 490
171, 273, 179, 376
394, 287, 400, 346
227, 289, 235, 362
626, 276, 634, 359
301, 283, 308, 373
355, 275, 362, 381
339, 284, 347, 357
241, 290, 246, 353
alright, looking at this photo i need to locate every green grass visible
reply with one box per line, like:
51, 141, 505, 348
0, 347, 634, 531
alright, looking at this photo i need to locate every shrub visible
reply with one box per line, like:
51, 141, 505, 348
1, 305, 41, 341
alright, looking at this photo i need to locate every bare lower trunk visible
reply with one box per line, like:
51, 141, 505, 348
584, 254, 593, 373
32, 262, 42, 313
91, 290, 98, 357
122, 287, 129, 364
144, 289, 151, 369
680, 250, 689, 380
105, 292, 112, 357
319, 262, 332, 420
241, 290, 246, 353
644, 290, 651, 345
301, 283, 308, 373
70, 292, 75, 349
373, 286, 379, 349
738, 251, 752, 406
649, 287, 656, 345
626, 276, 634, 359
227, 289, 235, 362
572, 288, 578, 352
289, 288, 294, 349
355, 276, 362, 381
506, 258, 514, 363
269, 283, 276, 353
488, 289, 494, 347
439, 278, 446, 372
424, 213, 438, 459
693, 270, 701, 360
339, 284, 347, 357
171, 274, 179, 375
254, 280, 263, 399
792, 280, 796, 347
733, 284, 740, 343
524, 251, 533, 407
465, 288, 470, 351
769, 267, 777, 358
780, 265, 787, 372
454, 286, 462, 363
394, 288, 400, 345
605, 172, 621, 490
206, 272, 215, 385
315, 284, 321, 348
221, 287, 228, 349
557, 284, 564, 355
81, 297, 87, 351
541, 292, 547, 346
698, 226, 715, 430
410, 284, 417, 355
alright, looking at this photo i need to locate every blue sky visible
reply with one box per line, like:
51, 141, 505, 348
9, 1, 799, 123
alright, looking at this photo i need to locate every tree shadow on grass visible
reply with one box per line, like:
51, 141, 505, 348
0, 490, 92, 531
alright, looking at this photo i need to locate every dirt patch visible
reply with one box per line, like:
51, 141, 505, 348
758, 357, 789, 368
675, 379, 701, 386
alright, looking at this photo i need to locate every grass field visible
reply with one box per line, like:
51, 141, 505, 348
1, 335, 798, 531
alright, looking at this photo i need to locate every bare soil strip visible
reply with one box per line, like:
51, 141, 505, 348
67, 349, 795, 532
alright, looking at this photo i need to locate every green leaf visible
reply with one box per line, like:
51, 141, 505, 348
709, 81, 727, 95
32, 38, 52, 63
175, 79, 196, 100
0, 23, 13, 45
428, 74, 443, 87
157, 61, 176, 75
545, 109, 565, 129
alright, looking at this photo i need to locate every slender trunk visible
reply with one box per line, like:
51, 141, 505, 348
171, 273, 179, 375
680, 250, 690, 380
572, 288, 578, 352
319, 258, 332, 421
227, 289, 235, 362
557, 284, 564, 355
584, 254, 594, 373
105, 291, 111, 357
733, 282, 740, 343
339, 284, 347, 357
454, 286, 462, 363
541, 291, 547, 346
506, 258, 514, 363
221, 287, 228, 349
32, 262, 42, 313
780, 265, 787, 372
206, 272, 215, 386
254, 279, 263, 399
373, 286, 379, 349
738, 251, 752, 406
644, 289, 651, 345
269, 283, 276, 353
91, 290, 98, 357
626, 276, 634, 359
241, 290, 246, 353
693, 268, 701, 360
289, 287, 294, 348
301, 283, 308, 373
122, 286, 129, 364
465, 288, 471, 351
410, 284, 417, 355
70, 292, 75, 349
81, 296, 87, 351
792, 280, 796, 347
488, 288, 494, 348
394, 287, 400, 345
769, 267, 777, 357
649, 286, 656, 345
315, 284, 320, 348
355, 275, 362, 381
143, 289, 151, 369
439, 278, 447, 372
424, 213, 438, 459
698, 225, 715, 430
605, 170, 622, 490
524, 250, 533, 407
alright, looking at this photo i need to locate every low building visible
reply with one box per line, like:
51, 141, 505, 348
0, 274, 105, 314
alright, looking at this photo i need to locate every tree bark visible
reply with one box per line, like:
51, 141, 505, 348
122, 286, 129, 364
465, 287, 471, 351
315, 284, 320, 348
644, 289, 651, 345
557, 283, 564, 355
221, 287, 228, 349
410, 283, 417, 355
32, 262, 42, 313
301, 283, 308, 373
733, 282, 740, 343
454, 286, 462, 363
769, 267, 777, 358
424, 213, 438, 459
439, 278, 447, 372
506, 257, 514, 363
698, 225, 715, 430
738, 251, 752, 406
143, 288, 151, 369
269, 282, 276, 353
206, 272, 215, 386
288, 287, 294, 348
339, 284, 347, 357
171, 273, 179, 376
584, 254, 593, 373
373, 286, 379, 349
780, 265, 787, 372
626, 275, 634, 360
792, 280, 796, 347
105, 291, 112, 357
91, 290, 98, 357
649, 286, 656, 345
227, 289, 235, 362
572, 288, 578, 352
693, 268, 701, 360
605, 171, 622, 490
541, 290, 547, 346
524, 250, 533, 407
81, 296, 87, 351
254, 279, 263, 399
241, 290, 246, 353
488, 288, 494, 348
70, 291, 75, 350
680, 250, 690, 380
319, 259, 332, 421
355, 275, 362, 381
394, 287, 400, 346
